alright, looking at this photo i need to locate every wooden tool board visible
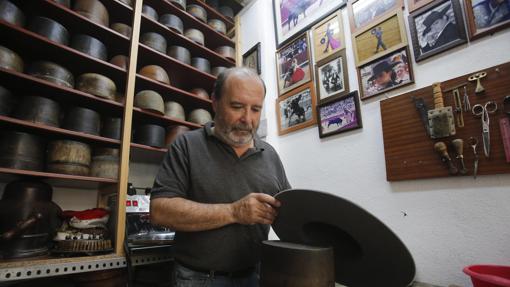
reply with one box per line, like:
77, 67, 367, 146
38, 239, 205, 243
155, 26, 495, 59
380, 62, 510, 181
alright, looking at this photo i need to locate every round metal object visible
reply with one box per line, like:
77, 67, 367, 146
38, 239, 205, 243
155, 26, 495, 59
27, 61, 74, 88
189, 87, 209, 100
134, 124, 166, 148
186, 4, 207, 23
215, 45, 235, 61
260, 241, 335, 287
101, 116, 122, 140
110, 23, 132, 38
167, 45, 191, 65
63, 106, 101, 136
0, 85, 16, 116
165, 125, 190, 147
94, 147, 120, 157
0, 45, 23, 72
28, 17, 69, 46
208, 19, 226, 35
73, 0, 110, 27
76, 73, 117, 100
187, 108, 212, 125
14, 95, 61, 127
90, 155, 118, 179
184, 28, 205, 46
191, 57, 210, 74
140, 32, 167, 54
139, 65, 171, 85
272, 189, 416, 287
135, 90, 165, 115
109, 55, 128, 69
71, 34, 108, 61
218, 6, 234, 19
0, 131, 45, 171
169, 0, 186, 10
211, 66, 227, 77
46, 140, 91, 176
159, 14, 183, 34
164, 101, 185, 120
142, 4, 158, 21
0, 0, 26, 27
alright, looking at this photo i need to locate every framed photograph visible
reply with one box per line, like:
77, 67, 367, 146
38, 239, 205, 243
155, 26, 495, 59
347, 0, 404, 33
276, 82, 317, 135
407, 0, 436, 12
352, 10, 408, 67
273, 0, 347, 48
311, 10, 345, 62
464, 0, 510, 40
315, 50, 349, 103
317, 91, 362, 138
275, 33, 312, 96
357, 47, 414, 100
409, 0, 467, 62
243, 42, 261, 74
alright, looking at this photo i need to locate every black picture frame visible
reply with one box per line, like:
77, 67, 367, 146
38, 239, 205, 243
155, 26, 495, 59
316, 90, 363, 138
464, 0, 510, 40
242, 42, 261, 75
408, 0, 467, 62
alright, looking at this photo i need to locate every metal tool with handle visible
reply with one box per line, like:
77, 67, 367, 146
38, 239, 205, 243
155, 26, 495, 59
463, 86, 471, 112
451, 139, 468, 175
468, 72, 487, 94
434, 142, 458, 175
428, 82, 456, 139
468, 137, 479, 179
472, 101, 498, 158
453, 89, 464, 127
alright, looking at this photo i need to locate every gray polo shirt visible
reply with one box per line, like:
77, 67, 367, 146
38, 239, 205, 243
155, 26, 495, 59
151, 122, 291, 271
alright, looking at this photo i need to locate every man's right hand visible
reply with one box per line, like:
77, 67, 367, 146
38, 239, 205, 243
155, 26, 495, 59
230, 193, 281, 225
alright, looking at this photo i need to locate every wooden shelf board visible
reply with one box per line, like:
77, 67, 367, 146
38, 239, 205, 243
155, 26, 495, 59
140, 15, 236, 68
0, 68, 124, 114
133, 107, 202, 129
0, 115, 121, 147
137, 43, 218, 90
0, 167, 117, 189
188, 0, 235, 29
143, 0, 235, 48
135, 74, 213, 111
130, 143, 167, 164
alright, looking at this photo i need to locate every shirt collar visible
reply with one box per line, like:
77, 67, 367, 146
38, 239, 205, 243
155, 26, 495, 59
204, 121, 264, 152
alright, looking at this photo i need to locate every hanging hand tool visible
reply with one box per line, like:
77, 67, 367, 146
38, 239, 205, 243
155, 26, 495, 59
468, 71, 487, 94
434, 141, 458, 175
452, 89, 464, 127
472, 101, 498, 158
463, 86, 471, 112
451, 139, 468, 174
500, 117, 510, 163
468, 137, 479, 179
412, 96, 430, 136
428, 82, 456, 139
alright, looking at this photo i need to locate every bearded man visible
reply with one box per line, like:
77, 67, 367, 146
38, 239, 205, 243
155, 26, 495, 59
150, 67, 291, 287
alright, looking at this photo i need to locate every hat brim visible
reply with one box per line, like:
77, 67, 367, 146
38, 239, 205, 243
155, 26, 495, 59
273, 189, 416, 287
367, 61, 401, 82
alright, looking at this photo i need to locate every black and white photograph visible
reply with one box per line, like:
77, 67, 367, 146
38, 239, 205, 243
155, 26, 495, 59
409, 0, 467, 61
276, 83, 317, 135
317, 91, 362, 138
464, 0, 510, 39
315, 50, 349, 103
348, 0, 404, 32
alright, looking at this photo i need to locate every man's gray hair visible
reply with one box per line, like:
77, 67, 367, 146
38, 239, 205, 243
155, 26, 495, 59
212, 67, 266, 100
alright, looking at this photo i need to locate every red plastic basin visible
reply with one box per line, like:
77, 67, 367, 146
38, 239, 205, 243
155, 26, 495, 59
463, 265, 510, 287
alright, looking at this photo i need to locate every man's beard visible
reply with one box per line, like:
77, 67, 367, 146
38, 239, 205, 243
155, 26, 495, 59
214, 117, 257, 147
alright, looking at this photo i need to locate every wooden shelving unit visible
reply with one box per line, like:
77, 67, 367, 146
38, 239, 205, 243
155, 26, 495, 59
0, 0, 241, 281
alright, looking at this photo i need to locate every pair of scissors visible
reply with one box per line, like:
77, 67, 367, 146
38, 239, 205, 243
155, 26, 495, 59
468, 137, 479, 179
472, 101, 497, 158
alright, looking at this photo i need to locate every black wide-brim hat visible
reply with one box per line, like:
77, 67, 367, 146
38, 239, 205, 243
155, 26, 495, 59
367, 60, 401, 82
272, 189, 416, 287
422, 3, 452, 36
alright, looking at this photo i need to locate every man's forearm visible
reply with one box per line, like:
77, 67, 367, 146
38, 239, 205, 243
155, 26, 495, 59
150, 197, 235, 232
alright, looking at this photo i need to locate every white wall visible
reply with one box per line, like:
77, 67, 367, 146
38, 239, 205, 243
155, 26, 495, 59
239, 1, 510, 286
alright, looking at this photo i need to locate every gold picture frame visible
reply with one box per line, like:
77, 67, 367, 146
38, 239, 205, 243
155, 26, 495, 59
275, 33, 312, 96
347, 0, 404, 33
407, 0, 436, 12
311, 9, 345, 63
276, 82, 317, 135
351, 10, 408, 67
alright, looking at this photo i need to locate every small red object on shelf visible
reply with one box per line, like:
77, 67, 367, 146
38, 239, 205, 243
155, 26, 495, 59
463, 265, 510, 287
